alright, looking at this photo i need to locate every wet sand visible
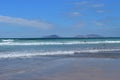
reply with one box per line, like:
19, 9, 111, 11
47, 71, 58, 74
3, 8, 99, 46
0, 57, 120, 80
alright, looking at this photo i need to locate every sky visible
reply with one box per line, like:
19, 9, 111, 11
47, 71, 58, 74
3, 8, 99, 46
0, 0, 120, 38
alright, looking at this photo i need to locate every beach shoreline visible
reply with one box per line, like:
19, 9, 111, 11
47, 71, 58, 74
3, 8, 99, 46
0, 56, 120, 80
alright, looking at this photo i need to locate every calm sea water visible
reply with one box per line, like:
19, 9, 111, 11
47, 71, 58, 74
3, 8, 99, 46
0, 38, 120, 59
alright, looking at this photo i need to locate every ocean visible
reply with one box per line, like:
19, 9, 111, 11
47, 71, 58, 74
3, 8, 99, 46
1, 38, 120, 80
0, 38, 120, 59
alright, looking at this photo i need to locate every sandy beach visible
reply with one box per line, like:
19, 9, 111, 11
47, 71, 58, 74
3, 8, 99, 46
0, 57, 120, 80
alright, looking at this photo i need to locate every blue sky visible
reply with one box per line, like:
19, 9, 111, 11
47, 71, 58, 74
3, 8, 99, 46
0, 0, 120, 38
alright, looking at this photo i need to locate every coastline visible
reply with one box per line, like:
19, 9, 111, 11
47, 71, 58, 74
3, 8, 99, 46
0, 56, 120, 80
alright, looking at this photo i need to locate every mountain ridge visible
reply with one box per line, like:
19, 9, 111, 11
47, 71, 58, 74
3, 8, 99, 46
43, 34, 103, 38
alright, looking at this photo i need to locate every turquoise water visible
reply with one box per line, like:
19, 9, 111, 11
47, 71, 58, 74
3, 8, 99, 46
1, 38, 120, 80
0, 38, 120, 59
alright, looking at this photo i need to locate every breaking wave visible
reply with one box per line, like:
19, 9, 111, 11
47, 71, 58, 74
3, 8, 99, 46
0, 49, 120, 59
2, 39, 14, 42
0, 40, 120, 46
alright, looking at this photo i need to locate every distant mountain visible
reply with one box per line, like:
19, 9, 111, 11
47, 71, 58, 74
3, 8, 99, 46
43, 34, 103, 38
43, 35, 60, 38
75, 34, 103, 38
75, 35, 85, 38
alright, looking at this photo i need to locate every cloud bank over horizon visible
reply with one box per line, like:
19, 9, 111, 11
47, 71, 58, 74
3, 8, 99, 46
0, 15, 53, 29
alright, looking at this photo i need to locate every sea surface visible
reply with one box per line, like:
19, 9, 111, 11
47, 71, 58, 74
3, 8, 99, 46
1, 38, 120, 80
0, 38, 120, 59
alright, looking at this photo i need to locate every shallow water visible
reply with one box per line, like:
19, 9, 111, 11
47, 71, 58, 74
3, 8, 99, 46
0, 57, 120, 80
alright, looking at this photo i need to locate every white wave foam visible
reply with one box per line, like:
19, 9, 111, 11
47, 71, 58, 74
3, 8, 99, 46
0, 49, 120, 59
2, 39, 14, 42
0, 51, 74, 59
0, 40, 120, 46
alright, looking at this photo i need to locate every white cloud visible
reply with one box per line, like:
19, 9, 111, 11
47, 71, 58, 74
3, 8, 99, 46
74, 1, 88, 6
95, 22, 105, 26
0, 15, 53, 29
96, 10, 105, 13
91, 3, 104, 8
70, 12, 82, 17
73, 1, 104, 8
66, 12, 82, 18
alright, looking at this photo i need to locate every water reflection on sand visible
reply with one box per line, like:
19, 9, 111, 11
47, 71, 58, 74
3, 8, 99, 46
0, 57, 120, 80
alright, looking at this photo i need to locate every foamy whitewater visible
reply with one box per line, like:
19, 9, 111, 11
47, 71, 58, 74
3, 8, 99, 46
0, 38, 120, 59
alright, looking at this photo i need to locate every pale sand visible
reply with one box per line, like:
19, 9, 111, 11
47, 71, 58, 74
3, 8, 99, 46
0, 57, 120, 80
